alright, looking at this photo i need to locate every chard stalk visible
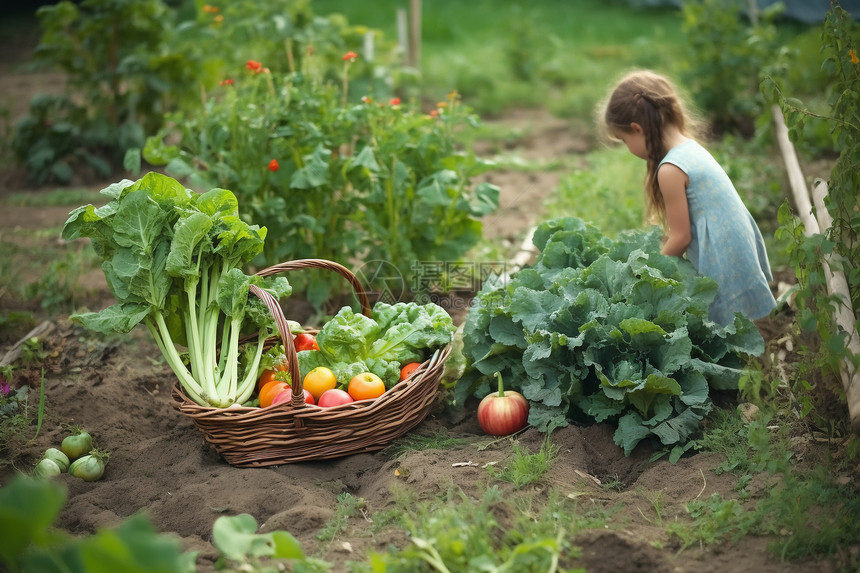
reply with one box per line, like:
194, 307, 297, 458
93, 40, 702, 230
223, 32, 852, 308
184, 249, 206, 385
200, 263, 223, 400
217, 318, 243, 405
235, 332, 267, 405
184, 278, 203, 382
146, 316, 206, 405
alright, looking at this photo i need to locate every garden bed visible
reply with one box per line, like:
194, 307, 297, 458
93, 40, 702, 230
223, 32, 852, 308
0, 121, 850, 571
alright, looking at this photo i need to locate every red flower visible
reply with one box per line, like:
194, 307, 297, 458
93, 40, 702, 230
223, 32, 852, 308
342, 51, 358, 62
851, 49, 859, 65
268, 159, 279, 172
429, 109, 439, 118
389, 97, 401, 106
246, 60, 263, 72
219, 78, 235, 86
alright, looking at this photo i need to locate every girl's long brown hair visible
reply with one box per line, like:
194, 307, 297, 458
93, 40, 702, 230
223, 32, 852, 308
599, 70, 703, 225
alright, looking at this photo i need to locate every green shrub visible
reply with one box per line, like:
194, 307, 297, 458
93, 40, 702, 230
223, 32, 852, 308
144, 55, 499, 307
681, 0, 783, 135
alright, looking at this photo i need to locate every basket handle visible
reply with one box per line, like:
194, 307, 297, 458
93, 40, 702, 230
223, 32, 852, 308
251, 259, 373, 408
256, 258, 372, 317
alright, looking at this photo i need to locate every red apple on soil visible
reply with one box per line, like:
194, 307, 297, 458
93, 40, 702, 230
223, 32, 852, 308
477, 372, 529, 436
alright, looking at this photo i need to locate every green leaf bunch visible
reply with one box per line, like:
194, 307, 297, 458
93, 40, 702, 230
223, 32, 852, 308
0, 475, 196, 573
61, 172, 291, 408
297, 301, 456, 389
455, 217, 765, 457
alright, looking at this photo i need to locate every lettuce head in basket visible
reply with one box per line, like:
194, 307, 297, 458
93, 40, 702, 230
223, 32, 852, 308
297, 301, 456, 389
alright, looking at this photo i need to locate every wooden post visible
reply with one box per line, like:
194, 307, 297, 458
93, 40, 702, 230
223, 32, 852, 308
811, 179, 860, 434
363, 31, 375, 63
409, 0, 421, 70
772, 105, 817, 235
397, 9, 409, 66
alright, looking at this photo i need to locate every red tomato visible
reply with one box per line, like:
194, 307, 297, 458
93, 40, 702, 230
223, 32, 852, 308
271, 387, 315, 406
294, 333, 320, 352
348, 372, 386, 401
317, 388, 355, 408
477, 372, 529, 436
400, 362, 422, 381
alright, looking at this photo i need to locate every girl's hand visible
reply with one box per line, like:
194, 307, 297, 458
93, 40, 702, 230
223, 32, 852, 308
657, 163, 691, 256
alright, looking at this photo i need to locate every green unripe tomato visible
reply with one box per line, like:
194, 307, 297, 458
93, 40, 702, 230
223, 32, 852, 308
69, 449, 109, 482
43, 448, 70, 472
61, 430, 93, 461
34, 458, 62, 479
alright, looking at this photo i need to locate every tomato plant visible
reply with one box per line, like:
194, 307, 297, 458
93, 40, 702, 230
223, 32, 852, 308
303, 367, 337, 400
477, 372, 529, 436
348, 372, 386, 401
317, 389, 354, 408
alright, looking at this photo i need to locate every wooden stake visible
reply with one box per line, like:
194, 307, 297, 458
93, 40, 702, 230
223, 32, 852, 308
772, 104, 817, 235
811, 179, 860, 434
409, 0, 421, 70
397, 9, 408, 66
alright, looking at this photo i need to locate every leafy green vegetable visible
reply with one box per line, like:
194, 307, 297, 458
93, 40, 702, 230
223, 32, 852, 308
456, 217, 765, 457
62, 172, 291, 407
298, 301, 456, 389
0, 475, 197, 573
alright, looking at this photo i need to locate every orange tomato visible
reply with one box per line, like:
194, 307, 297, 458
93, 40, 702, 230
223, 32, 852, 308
302, 367, 337, 399
399, 362, 422, 381
348, 372, 386, 401
258, 380, 289, 408
257, 357, 288, 390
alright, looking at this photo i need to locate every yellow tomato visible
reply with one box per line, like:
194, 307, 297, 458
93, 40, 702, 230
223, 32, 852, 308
303, 367, 337, 399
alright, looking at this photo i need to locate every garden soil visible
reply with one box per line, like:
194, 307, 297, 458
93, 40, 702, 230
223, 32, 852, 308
1, 14, 857, 573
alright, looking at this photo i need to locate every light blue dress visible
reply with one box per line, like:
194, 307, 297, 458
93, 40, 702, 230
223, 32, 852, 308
659, 140, 776, 325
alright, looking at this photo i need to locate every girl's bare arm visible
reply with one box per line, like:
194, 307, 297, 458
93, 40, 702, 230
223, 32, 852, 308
657, 163, 691, 256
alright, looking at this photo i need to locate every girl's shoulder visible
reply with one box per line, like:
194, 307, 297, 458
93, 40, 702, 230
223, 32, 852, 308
661, 139, 710, 164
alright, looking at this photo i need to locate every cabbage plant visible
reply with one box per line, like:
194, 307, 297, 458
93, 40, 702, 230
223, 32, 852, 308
455, 217, 766, 459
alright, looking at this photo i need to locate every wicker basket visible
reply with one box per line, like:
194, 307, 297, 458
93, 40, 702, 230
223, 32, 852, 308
170, 259, 451, 467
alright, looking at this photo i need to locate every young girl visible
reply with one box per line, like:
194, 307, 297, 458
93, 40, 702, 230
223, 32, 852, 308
601, 69, 776, 326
